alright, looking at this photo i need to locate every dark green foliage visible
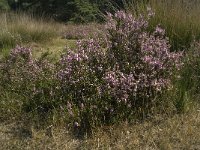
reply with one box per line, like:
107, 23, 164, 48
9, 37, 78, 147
0, 0, 10, 10
5, 0, 125, 23
65, 0, 99, 23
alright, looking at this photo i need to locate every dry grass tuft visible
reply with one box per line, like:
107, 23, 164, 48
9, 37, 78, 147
126, 0, 200, 50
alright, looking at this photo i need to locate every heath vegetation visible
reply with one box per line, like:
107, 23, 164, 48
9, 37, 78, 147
0, 0, 200, 149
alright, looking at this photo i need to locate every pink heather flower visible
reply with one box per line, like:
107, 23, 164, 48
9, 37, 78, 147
74, 122, 79, 127
55, 9, 183, 124
147, 7, 155, 18
155, 25, 165, 36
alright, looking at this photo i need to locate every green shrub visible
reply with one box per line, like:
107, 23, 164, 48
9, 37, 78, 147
0, 0, 10, 11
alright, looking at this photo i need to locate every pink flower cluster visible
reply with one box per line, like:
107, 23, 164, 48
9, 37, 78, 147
58, 10, 183, 122
103, 11, 182, 107
1, 46, 56, 104
0, 9, 183, 127
58, 38, 104, 85
9, 45, 32, 62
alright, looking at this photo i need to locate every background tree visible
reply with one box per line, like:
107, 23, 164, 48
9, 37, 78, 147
2, 0, 125, 23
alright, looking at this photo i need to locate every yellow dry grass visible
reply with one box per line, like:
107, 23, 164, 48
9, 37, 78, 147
0, 106, 199, 150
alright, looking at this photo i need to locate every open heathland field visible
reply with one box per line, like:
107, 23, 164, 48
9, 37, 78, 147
0, 0, 200, 149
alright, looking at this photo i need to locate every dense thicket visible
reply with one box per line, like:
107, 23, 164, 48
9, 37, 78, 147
1, 0, 125, 22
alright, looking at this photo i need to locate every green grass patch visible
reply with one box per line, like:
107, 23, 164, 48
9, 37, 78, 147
0, 12, 64, 54
30, 38, 76, 59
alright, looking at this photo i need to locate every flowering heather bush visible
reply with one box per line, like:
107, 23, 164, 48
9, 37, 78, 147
104, 11, 182, 106
57, 39, 107, 130
0, 46, 57, 114
0, 10, 183, 133
1, 46, 37, 88
58, 10, 182, 129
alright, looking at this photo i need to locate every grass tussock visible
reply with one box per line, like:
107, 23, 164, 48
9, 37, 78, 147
126, 0, 200, 50
0, 12, 63, 54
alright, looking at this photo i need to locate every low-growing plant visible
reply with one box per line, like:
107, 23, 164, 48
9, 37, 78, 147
0, 46, 59, 126
0, 10, 182, 135
57, 10, 182, 133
